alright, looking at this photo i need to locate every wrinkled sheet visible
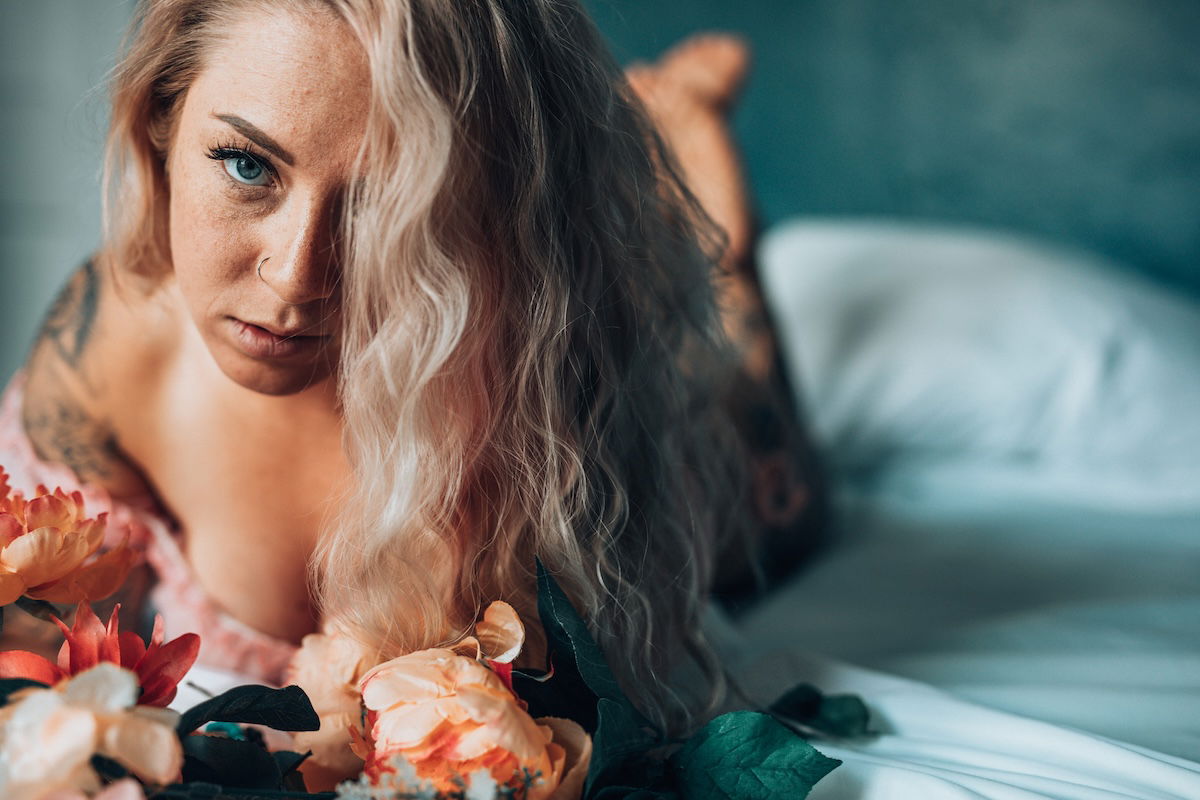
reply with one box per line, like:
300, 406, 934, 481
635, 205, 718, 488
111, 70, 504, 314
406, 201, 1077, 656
724, 220, 1200, 796
713, 490, 1200, 798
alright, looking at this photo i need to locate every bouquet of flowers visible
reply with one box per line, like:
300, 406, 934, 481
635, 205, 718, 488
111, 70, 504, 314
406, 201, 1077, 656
0, 468, 867, 799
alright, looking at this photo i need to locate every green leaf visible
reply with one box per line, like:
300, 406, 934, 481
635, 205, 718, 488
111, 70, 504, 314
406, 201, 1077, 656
769, 683, 871, 738
535, 560, 627, 706
592, 788, 678, 800
585, 698, 662, 795
670, 710, 841, 799
91, 753, 130, 781
182, 735, 280, 789
517, 562, 655, 737
272, 750, 309, 777
273, 750, 311, 791
14, 595, 60, 622
177, 685, 319, 736
512, 657, 599, 732
0, 678, 48, 705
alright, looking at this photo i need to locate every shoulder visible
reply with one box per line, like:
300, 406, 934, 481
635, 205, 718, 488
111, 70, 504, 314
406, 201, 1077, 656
20, 256, 174, 501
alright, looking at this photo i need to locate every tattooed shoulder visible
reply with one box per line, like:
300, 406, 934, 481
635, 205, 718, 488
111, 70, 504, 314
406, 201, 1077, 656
21, 260, 143, 490
38, 259, 101, 370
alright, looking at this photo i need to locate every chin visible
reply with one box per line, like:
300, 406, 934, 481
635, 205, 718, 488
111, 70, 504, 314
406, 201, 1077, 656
212, 349, 336, 397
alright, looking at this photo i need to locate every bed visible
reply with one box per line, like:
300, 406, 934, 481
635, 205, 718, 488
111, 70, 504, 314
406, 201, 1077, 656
709, 220, 1200, 798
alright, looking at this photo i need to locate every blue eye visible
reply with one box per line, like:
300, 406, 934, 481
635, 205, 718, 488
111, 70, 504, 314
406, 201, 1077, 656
223, 155, 269, 186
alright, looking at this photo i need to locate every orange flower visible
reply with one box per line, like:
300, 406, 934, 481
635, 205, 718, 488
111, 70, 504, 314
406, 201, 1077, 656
286, 629, 373, 777
354, 602, 591, 799
0, 470, 135, 606
0, 603, 199, 707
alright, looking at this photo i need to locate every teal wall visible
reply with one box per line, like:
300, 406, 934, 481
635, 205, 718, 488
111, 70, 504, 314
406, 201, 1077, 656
586, 0, 1200, 297
3, 1, 1198, 382
0, 1, 130, 383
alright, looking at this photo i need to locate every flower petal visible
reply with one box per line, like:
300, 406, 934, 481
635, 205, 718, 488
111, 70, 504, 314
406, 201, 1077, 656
287, 631, 371, 713
136, 632, 200, 707
61, 663, 139, 712
360, 649, 467, 710
101, 711, 183, 784
0, 569, 26, 605
77, 514, 108, 555
0, 650, 63, 685
293, 710, 367, 774
3, 690, 98, 788
55, 603, 108, 675
539, 717, 591, 800
476, 601, 525, 664
117, 630, 147, 671
2, 527, 82, 587
31, 542, 137, 604
0, 512, 23, 547
25, 494, 75, 531
372, 701, 449, 750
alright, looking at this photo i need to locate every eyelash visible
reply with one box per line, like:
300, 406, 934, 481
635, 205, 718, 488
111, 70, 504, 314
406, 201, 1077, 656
204, 140, 278, 187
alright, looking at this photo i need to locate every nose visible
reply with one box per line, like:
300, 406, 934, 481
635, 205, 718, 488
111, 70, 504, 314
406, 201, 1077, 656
257, 195, 340, 305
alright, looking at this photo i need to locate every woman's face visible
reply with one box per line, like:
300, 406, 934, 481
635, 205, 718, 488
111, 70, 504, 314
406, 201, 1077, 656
166, 7, 370, 396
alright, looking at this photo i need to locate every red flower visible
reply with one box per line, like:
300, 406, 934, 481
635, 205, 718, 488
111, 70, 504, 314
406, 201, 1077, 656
0, 603, 199, 707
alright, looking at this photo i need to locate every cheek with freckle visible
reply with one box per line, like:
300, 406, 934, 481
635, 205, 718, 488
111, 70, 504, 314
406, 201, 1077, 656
168, 148, 261, 324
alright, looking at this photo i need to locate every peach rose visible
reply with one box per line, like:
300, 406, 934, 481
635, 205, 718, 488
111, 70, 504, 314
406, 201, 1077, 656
288, 602, 590, 797
355, 603, 590, 799
285, 628, 373, 777
0, 470, 135, 606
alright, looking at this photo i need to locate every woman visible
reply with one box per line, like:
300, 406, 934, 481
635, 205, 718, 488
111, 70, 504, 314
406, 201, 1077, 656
2, 0, 817, 734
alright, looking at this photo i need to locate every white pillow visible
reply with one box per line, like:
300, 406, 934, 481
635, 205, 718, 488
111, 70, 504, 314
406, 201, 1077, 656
759, 219, 1200, 511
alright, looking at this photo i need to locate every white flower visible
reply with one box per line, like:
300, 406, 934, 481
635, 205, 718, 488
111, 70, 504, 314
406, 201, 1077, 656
0, 663, 182, 799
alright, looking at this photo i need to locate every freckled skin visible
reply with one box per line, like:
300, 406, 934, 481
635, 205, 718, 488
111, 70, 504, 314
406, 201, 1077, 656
22, 8, 369, 645
18, 14, 815, 650
167, 7, 370, 397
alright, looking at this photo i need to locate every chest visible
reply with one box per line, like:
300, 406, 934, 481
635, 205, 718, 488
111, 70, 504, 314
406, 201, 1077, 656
113, 352, 352, 643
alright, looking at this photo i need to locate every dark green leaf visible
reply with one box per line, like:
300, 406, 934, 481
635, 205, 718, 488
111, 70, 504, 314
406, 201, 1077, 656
273, 750, 311, 791
592, 788, 678, 800
535, 560, 627, 706
14, 595, 60, 622
770, 683, 871, 739
177, 685, 319, 735
670, 710, 841, 799
512, 660, 598, 732
0, 678, 48, 705
148, 784, 224, 799
585, 698, 661, 795
182, 735, 280, 790
272, 750, 309, 777
91, 754, 130, 781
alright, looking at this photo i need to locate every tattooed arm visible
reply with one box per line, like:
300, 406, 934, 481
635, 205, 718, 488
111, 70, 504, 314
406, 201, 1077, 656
21, 260, 155, 499
711, 263, 829, 600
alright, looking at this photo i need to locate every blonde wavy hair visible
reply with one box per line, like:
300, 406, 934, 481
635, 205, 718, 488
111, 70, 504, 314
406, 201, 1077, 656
104, 0, 747, 733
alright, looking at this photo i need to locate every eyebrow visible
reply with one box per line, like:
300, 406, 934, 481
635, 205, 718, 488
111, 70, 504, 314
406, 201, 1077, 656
212, 113, 295, 166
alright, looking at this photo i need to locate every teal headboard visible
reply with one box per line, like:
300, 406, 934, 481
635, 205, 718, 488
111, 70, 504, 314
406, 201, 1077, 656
586, 0, 1200, 298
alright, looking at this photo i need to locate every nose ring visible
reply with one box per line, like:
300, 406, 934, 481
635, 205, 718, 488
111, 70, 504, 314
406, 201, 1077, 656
257, 256, 270, 283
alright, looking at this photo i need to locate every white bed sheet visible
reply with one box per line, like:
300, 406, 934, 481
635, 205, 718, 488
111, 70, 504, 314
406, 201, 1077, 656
727, 220, 1200, 797
717, 491, 1200, 798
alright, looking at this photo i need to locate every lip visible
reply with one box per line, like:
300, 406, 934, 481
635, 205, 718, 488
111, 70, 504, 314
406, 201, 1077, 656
228, 318, 330, 360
